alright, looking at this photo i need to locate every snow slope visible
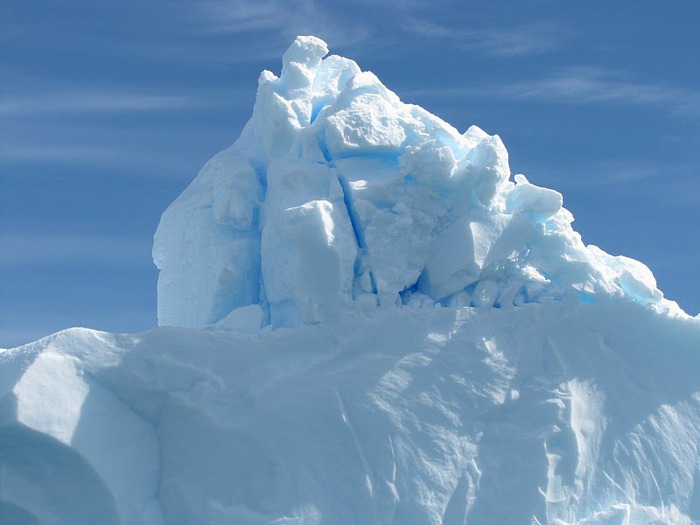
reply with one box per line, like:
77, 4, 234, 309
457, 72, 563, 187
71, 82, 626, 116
2, 300, 700, 524
2, 37, 700, 525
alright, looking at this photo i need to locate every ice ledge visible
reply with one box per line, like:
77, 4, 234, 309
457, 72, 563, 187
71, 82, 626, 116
152, 36, 681, 330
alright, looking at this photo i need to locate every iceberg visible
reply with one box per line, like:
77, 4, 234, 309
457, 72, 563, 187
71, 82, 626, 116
2, 36, 699, 524
152, 36, 682, 330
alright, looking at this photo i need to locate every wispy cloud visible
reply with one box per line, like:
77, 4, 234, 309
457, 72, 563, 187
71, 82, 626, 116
0, 92, 205, 115
405, 19, 564, 57
200, 0, 305, 33
0, 145, 127, 164
526, 160, 700, 206
196, 0, 370, 49
501, 68, 700, 117
571, 160, 698, 187
0, 141, 215, 174
406, 67, 700, 119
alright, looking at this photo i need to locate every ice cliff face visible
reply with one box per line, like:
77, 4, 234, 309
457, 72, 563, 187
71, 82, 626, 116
153, 36, 681, 331
2, 37, 700, 525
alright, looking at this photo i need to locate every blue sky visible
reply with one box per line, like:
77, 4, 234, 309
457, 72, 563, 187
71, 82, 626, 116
2, 1, 699, 347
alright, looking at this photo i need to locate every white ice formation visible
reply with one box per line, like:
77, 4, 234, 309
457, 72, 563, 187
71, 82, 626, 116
2, 37, 700, 525
153, 36, 681, 331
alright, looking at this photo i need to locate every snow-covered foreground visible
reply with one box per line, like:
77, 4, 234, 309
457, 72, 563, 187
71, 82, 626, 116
2, 298, 700, 524
2, 36, 700, 524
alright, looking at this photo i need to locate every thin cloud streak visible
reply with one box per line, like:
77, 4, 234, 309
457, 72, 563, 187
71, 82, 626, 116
406, 68, 700, 118
527, 160, 700, 196
200, 0, 305, 33
0, 92, 208, 115
0, 140, 214, 175
583, 161, 694, 187
504, 69, 700, 117
0, 145, 128, 163
197, 0, 370, 49
405, 19, 565, 57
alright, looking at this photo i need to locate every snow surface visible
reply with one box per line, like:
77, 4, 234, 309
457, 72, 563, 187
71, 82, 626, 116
2, 36, 700, 524
3, 300, 700, 524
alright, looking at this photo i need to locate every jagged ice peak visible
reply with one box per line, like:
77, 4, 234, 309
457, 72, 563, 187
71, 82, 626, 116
152, 36, 683, 331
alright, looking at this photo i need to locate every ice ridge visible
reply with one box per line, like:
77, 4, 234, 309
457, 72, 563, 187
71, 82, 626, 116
153, 36, 682, 330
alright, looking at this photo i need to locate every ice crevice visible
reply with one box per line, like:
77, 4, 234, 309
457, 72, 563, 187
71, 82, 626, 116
335, 172, 379, 301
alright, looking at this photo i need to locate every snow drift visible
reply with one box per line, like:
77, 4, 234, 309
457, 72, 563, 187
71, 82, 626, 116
2, 36, 700, 525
